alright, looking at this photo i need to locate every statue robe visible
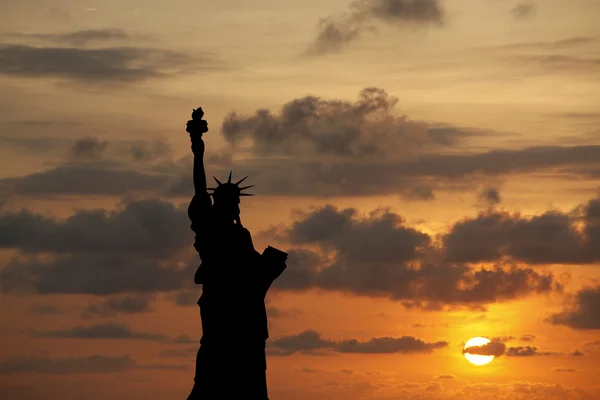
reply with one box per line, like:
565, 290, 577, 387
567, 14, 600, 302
187, 194, 286, 399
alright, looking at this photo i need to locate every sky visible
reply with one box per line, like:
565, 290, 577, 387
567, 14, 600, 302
1, 0, 600, 399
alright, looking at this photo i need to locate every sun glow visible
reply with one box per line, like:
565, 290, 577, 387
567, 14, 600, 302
464, 337, 494, 366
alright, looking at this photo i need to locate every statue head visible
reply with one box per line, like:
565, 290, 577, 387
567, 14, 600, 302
209, 172, 253, 224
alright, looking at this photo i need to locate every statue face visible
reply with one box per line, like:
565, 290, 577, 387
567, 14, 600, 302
213, 197, 240, 221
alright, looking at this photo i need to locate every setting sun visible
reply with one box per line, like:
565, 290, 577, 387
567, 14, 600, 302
464, 337, 495, 366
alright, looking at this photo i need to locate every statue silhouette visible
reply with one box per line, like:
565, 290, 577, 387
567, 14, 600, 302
185, 108, 287, 400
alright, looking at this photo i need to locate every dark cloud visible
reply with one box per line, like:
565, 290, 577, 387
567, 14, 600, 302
582, 340, 600, 354
128, 139, 173, 162
0, 44, 221, 84
490, 36, 597, 51
69, 137, 109, 160
137, 363, 189, 371
166, 289, 199, 307
168, 335, 196, 345
570, 350, 584, 357
1, 136, 178, 198
508, 54, 600, 74
268, 330, 333, 355
554, 368, 576, 372
1, 162, 173, 197
4, 90, 600, 200
519, 333, 536, 342
285, 205, 430, 263
29, 304, 70, 316
268, 330, 447, 355
442, 196, 600, 264
505, 346, 539, 357
158, 348, 198, 358
12, 29, 129, 45
270, 248, 323, 290
465, 342, 567, 357
265, 204, 561, 308
80, 294, 155, 318
548, 286, 600, 330
0, 252, 194, 295
166, 143, 600, 198
266, 306, 302, 318
335, 336, 447, 354
463, 341, 506, 357
33, 322, 169, 341
0, 198, 189, 258
478, 187, 501, 207
221, 88, 473, 159
308, 14, 369, 55
492, 336, 515, 343
307, 0, 444, 55
0, 355, 135, 374
0, 355, 187, 374
512, 2, 536, 19
402, 185, 436, 201
436, 374, 455, 380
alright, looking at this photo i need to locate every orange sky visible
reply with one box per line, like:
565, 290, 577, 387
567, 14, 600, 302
1, 0, 600, 399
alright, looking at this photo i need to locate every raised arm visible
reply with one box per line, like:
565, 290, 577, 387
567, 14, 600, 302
191, 135, 208, 195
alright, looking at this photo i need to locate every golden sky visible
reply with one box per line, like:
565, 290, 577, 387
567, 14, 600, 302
1, 0, 600, 399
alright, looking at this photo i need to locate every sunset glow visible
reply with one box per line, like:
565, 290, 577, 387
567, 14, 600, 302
1, 0, 599, 399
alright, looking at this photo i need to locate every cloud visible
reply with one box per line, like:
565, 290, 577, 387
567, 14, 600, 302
10, 29, 129, 45
0, 136, 179, 198
80, 293, 155, 318
463, 341, 506, 357
548, 285, 600, 329
268, 330, 333, 355
2, 162, 173, 197
489, 36, 598, 51
335, 336, 447, 354
266, 204, 561, 308
33, 322, 169, 341
166, 289, 199, 307
266, 306, 303, 318
507, 54, 600, 74
436, 374, 455, 380
69, 137, 109, 160
554, 368, 576, 372
268, 330, 447, 355
0, 197, 190, 258
505, 346, 541, 357
512, 2, 536, 19
285, 205, 430, 263
464, 342, 568, 357
0, 252, 194, 295
492, 336, 515, 343
0, 355, 187, 374
307, 0, 444, 55
0, 355, 135, 374
0, 44, 221, 84
158, 348, 198, 358
29, 304, 70, 316
519, 333, 536, 342
478, 187, 501, 207
4, 90, 600, 200
221, 88, 474, 159
442, 196, 600, 264
582, 340, 600, 354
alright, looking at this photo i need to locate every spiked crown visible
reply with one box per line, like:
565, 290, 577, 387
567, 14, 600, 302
207, 171, 254, 201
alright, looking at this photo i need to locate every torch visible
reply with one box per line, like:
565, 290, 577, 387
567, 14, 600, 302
186, 107, 208, 153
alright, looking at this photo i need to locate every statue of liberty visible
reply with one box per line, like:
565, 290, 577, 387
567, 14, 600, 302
185, 107, 288, 399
